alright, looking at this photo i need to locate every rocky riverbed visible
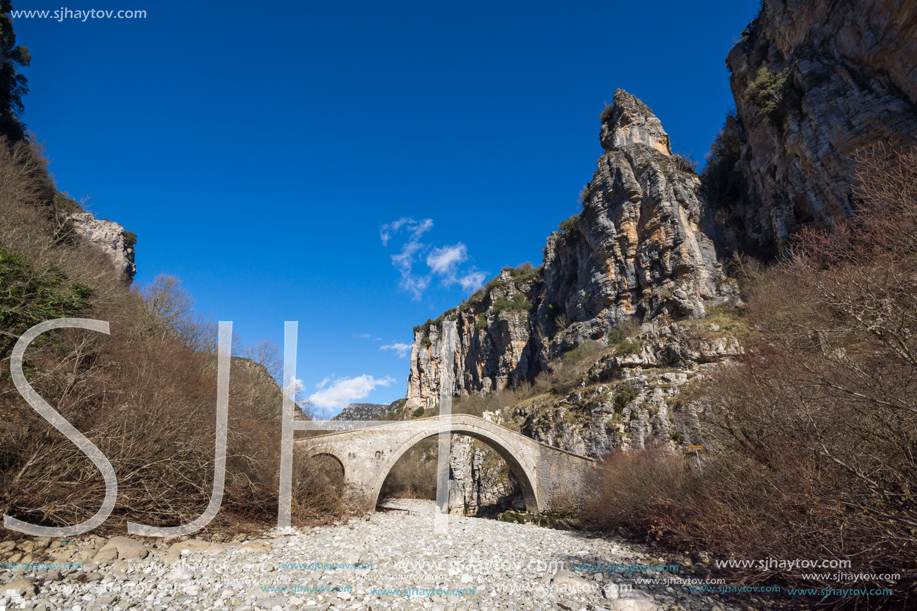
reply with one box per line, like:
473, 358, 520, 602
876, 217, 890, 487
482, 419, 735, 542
1, 500, 775, 611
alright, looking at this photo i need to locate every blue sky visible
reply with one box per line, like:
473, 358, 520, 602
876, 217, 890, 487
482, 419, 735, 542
13, 0, 759, 415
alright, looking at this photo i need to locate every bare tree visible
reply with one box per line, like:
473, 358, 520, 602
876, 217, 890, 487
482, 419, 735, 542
243, 338, 283, 384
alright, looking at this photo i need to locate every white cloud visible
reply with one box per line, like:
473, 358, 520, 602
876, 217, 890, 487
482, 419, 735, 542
427, 244, 467, 275
380, 217, 433, 246
458, 271, 487, 292
308, 375, 396, 410
410, 218, 434, 239
400, 274, 430, 300
380, 342, 412, 358
316, 375, 334, 389
381, 217, 487, 300
356, 333, 372, 339
379, 218, 406, 246
391, 239, 425, 275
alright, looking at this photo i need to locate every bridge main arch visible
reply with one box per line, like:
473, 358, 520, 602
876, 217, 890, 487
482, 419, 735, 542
370, 422, 541, 512
296, 414, 595, 514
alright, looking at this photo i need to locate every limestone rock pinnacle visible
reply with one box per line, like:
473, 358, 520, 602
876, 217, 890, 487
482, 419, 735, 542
600, 89, 672, 156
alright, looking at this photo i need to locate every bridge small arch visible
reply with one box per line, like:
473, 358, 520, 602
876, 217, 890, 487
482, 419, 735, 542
370, 423, 541, 512
307, 448, 352, 481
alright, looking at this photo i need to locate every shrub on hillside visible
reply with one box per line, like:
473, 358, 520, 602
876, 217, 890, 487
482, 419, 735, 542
0, 248, 94, 358
745, 66, 790, 117
493, 293, 532, 315
672, 153, 698, 174
503, 262, 539, 285
583, 442, 702, 535
600, 103, 614, 122
533, 340, 607, 395
558, 214, 580, 239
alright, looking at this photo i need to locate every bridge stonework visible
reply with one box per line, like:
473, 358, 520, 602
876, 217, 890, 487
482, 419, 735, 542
295, 414, 598, 513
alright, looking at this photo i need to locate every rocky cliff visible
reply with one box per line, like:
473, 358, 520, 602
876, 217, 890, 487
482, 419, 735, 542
720, 0, 917, 250
406, 90, 737, 413
65, 211, 137, 283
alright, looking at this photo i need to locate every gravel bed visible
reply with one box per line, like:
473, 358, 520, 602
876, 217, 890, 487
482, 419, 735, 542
0, 500, 774, 611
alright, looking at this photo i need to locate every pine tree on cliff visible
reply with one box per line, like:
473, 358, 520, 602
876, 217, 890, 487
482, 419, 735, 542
0, 1, 30, 141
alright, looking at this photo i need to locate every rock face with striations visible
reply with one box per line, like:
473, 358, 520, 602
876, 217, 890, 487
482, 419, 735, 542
406, 90, 735, 412
723, 0, 917, 249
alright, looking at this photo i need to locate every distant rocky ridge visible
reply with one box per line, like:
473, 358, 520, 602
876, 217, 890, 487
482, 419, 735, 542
332, 400, 403, 422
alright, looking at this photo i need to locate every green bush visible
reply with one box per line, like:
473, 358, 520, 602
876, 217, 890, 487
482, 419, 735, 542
607, 318, 640, 345
600, 103, 614, 122
554, 214, 581, 247
493, 293, 533, 315
475, 314, 487, 330
122, 230, 137, 248
52, 192, 82, 213
504, 263, 539, 285
614, 339, 640, 357
558, 214, 580, 235
467, 288, 487, 305
578, 184, 594, 209
0, 248, 94, 358
613, 381, 640, 411
745, 66, 790, 117
411, 406, 425, 418
562, 340, 601, 367
606, 327, 625, 345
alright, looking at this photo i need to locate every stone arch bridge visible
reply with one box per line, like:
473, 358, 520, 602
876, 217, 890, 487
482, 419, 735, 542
295, 414, 598, 513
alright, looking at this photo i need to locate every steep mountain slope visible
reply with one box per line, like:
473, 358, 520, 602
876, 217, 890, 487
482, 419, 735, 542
719, 0, 917, 249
